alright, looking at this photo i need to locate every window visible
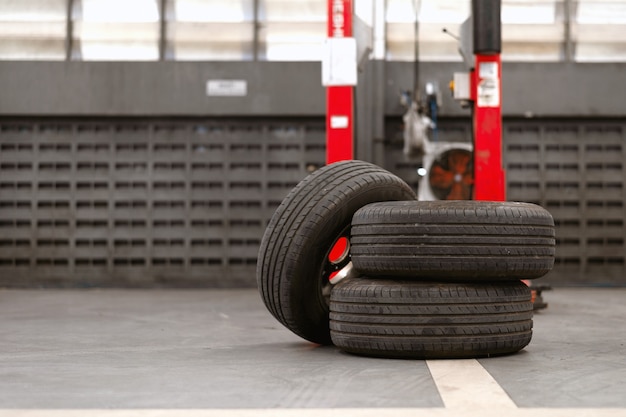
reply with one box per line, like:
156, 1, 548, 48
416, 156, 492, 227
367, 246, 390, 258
574, 0, 626, 62
72, 0, 160, 61
166, 0, 255, 60
501, 0, 563, 62
1, 0, 626, 62
386, 0, 470, 62
386, 0, 565, 62
258, 0, 326, 61
0, 0, 66, 60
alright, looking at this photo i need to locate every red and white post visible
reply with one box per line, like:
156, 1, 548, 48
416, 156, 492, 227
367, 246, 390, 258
324, 0, 355, 164
472, 53, 505, 201
471, 0, 505, 201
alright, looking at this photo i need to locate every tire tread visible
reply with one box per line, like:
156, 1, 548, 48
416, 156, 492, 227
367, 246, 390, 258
330, 278, 533, 358
351, 201, 556, 280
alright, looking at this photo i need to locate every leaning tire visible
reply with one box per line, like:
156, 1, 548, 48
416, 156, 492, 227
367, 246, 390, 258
351, 200, 555, 280
256, 160, 416, 345
330, 278, 533, 359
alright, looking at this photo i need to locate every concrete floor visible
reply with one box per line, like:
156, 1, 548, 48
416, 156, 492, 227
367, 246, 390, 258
0, 287, 625, 415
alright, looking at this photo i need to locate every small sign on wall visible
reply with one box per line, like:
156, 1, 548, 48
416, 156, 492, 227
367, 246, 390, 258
206, 80, 248, 97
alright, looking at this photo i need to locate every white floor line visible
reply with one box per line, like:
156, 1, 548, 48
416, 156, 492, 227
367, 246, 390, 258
426, 358, 517, 409
1, 409, 626, 417
1, 359, 625, 417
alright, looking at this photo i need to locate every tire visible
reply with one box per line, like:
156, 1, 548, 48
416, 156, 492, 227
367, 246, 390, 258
351, 200, 555, 280
256, 160, 416, 345
330, 278, 533, 359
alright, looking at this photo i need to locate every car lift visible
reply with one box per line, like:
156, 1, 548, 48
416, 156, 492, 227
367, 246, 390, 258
460, 0, 551, 308
323, 0, 506, 200
323, 0, 549, 308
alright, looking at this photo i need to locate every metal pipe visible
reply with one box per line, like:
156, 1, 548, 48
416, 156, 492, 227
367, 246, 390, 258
159, 0, 167, 60
413, 0, 420, 101
563, 0, 575, 62
65, 0, 75, 61
253, 0, 260, 61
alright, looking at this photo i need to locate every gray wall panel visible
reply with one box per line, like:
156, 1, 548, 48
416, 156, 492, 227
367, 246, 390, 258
0, 62, 326, 116
0, 118, 325, 288
1, 61, 626, 117
385, 62, 626, 118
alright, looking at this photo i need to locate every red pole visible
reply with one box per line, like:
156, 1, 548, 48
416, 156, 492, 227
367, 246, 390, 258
472, 53, 505, 201
471, 0, 505, 201
326, 0, 354, 164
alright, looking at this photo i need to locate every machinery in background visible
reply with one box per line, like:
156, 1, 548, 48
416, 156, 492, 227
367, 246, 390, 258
410, 1, 504, 202
418, 141, 473, 201
451, 0, 505, 201
401, 85, 474, 203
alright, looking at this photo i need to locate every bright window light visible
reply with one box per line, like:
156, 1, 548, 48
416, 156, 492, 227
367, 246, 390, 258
418, 0, 470, 23
260, 0, 325, 23
0, 0, 66, 60
75, 0, 160, 60
577, 1, 626, 24
354, 0, 374, 27
386, 0, 417, 23
0, 0, 66, 21
81, 0, 159, 22
171, 0, 253, 22
502, 3, 555, 24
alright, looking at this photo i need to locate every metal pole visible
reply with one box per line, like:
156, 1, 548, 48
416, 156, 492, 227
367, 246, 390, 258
159, 0, 167, 60
563, 0, 574, 62
471, 0, 505, 201
372, 0, 386, 167
253, 0, 260, 61
413, 0, 420, 101
65, 0, 74, 61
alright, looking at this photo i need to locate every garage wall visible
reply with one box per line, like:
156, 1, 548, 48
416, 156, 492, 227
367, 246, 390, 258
0, 117, 324, 287
0, 62, 325, 117
2, 61, 625, 117
0, 61, 625, 287
504, 120, 626, 285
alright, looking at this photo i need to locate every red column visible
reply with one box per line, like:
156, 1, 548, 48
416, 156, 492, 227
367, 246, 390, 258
472, 53, 505, 201
326, 0, 354, 164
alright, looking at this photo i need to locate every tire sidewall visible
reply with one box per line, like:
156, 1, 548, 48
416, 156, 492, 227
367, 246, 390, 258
286, 184, 416, 344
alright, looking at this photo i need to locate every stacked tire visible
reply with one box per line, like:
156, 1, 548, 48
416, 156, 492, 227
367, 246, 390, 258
257, 161, 555, 359
331, 200, 555, 358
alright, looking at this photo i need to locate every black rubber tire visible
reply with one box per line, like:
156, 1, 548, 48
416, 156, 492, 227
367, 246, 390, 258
256, 160, 416, 345
330, 278, 533, 359
350, 200, 555, 280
